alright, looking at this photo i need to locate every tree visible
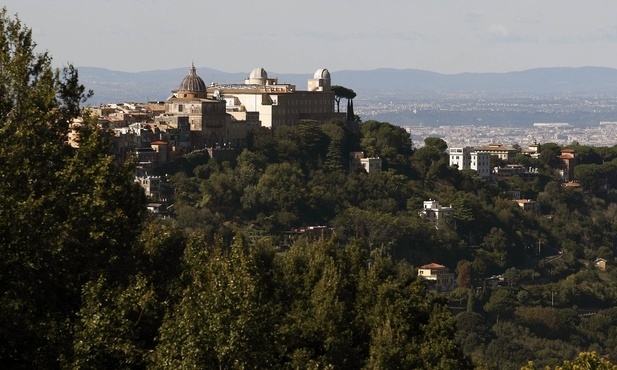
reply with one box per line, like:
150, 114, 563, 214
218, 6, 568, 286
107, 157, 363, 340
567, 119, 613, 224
574, 163, 605, 191
424, 136, 448, 152
521, 351, 617, 370
484, 288, 518, 323
242, 161, 308, 230
360, 120, 414, 174
490, 154, 507, 168
331, 85, 356, 113
358, 249, 472, 369
320, 121, 356, 172
412, 145, 444, 179
454, 312, 492, 360
0, 8, 146, 366
151, 234, 277, 369
538, 142, 563, 171
274, 239, 359, 368
457, 260, 473, 288
483, 227, 509, 254
502, 267, 521, 287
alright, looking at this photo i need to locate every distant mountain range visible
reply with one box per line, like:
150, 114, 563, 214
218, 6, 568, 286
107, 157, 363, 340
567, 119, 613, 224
77, 66, 617, 105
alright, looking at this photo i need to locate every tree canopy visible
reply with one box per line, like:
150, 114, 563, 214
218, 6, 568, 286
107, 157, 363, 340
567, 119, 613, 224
331, 85, 357, 113
7, 6, 617, 369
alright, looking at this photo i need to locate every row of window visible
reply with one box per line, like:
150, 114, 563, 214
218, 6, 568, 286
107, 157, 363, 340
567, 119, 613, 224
176, 104, 224, 114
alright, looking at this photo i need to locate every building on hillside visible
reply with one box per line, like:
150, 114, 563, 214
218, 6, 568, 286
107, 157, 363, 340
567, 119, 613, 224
134, 147, 159, 176
207, 147, 237, 162
493, 164, 538, 182
284, 226, 334, 245
562, 181, 582, 189
515, 199, 538, 213
135, 176, 162, 197
110, 122, 157, 164
559, 148, 578, 182
417, 263, 456, 292
448, 147, 491, 177
207, 67, 344, 128
595, 257, 607, 271
349, 151, 382, 173
419, 200, 454, 228
521, 140, 541, 158
475, 143, 519, 161
151, 115, 191, 154
165, 64, 240, 148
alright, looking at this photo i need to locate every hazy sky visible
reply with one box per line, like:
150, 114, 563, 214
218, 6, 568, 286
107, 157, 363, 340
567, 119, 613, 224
6, 0, 617, 74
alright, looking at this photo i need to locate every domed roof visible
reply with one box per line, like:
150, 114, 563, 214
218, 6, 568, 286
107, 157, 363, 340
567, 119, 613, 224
249, 67, 268, 80
314, 68, 331, 80
179, 64, 206, 92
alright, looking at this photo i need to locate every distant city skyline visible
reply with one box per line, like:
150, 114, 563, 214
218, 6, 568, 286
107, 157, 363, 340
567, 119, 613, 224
6, 1, 617, 74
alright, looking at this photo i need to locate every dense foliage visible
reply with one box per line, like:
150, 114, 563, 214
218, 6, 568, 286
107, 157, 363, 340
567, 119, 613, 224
7, 6, 617, 369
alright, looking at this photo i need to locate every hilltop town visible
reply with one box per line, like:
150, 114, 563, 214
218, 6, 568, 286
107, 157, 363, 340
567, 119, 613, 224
76, 65, 347, 175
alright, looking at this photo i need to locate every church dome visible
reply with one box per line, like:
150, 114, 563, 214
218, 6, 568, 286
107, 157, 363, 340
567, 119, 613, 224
179, 64, 206, 92
249, 67, 268, 80
314, 68, 331, 80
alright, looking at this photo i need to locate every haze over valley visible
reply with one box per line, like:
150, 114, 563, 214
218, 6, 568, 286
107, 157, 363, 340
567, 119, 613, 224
80, 66, 617, 147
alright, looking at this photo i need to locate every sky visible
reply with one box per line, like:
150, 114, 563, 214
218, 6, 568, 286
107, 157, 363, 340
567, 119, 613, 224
6, 0, 617, 75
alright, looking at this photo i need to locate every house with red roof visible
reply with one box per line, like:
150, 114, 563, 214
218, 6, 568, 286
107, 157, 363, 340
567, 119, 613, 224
418, 263, 456, 292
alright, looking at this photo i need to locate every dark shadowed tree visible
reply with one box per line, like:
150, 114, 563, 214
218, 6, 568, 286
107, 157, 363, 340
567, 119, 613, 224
0, 8, 146, 367
424, 136, 449, 152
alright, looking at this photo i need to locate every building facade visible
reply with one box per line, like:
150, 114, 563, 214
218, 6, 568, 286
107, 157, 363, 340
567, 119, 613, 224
559, 149, 578, 182
449, 147, 491, 177
418, 263, 456, 292
475, 143, 519, 161
419, 200, 455, 229
207, 67, 344, 128
349, 151, 382, 173
165, 64, 245, 148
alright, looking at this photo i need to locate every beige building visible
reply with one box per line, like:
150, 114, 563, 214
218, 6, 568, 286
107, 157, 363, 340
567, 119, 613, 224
418, 263, 456, 292
207, 67, 343, 128
595, 258, 607, 271
165, 64, 234, 148
559, 149, 578, 182
475, 143, 519, 161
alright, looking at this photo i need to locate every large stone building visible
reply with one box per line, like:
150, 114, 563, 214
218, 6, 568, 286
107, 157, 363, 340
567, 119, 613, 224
163, 64, 254, 148
87, 64, 343, 182
207, 67, 344, 128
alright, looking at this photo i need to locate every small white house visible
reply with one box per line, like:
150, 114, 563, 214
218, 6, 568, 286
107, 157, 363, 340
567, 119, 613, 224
419, 200, 454, 227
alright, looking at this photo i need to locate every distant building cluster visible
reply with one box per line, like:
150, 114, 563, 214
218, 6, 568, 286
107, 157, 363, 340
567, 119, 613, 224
448, 142, 578, 182
75, 64, 349, 199
419, 141, 579, 233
